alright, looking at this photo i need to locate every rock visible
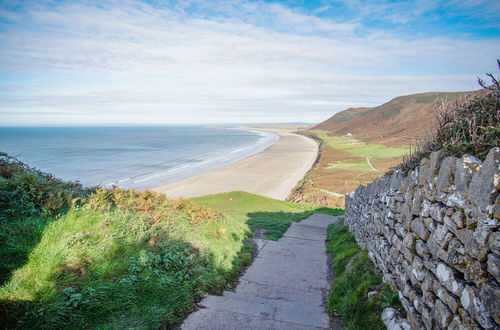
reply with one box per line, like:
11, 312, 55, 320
454, 154, 482, 197
429, 203, 446, 222
429, 150, 446, 178
435, 263, 463, 295
436, 156, 457, 192
480, 283, 500, 324
436, 286, 459, 313
489, 232, 500, 255
382, 307, 412, 330
411, 217, 430, 241
433, 299, 453, 329
486, 253, 500, 281
451, 210, 465, 228
467, 147, 499, 214
415, 240, 430, 257
460, 285, 495, 329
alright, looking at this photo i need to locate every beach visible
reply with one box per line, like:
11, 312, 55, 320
151, 128, 318, 200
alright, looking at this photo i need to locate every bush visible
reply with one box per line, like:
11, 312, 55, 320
400, 62, 500, 172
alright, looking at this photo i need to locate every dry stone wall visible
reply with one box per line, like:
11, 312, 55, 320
344, 147, 499, 329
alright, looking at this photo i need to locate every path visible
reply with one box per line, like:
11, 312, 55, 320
366, 157, 380, 172
152, 129, 318, 200
180, 214, 343, 330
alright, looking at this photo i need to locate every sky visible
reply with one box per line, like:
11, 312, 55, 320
0, 0, 499, 125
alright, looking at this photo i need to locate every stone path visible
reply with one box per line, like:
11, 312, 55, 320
181, 213, 342, 330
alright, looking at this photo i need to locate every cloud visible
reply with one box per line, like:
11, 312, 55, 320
0, 0, 499, 125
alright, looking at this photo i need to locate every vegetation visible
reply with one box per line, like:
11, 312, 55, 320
326, 218, 401, 330
0, 154, 252, 328
288, 129, 408, 207
0, 153, 343, 328
192, 191, 342, 240
400, 64, 500, 172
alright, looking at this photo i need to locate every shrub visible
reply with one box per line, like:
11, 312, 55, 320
399, 62, 500, 172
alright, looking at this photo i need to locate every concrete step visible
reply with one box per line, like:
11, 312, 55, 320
282, 222, 330, 241
198, 294, 330, 328
231, 279, 325, 306
180, 308, 327, 330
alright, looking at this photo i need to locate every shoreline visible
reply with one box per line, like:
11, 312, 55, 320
151, 128, 318, 200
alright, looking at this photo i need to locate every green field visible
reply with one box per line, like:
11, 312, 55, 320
310, 130, 408, 160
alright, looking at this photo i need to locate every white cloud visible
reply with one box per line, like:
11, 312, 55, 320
0, 0, 499, 125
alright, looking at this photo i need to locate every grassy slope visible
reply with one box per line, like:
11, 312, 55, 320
0, 197, 252, 329
1, 160, 342, 329
192, 191, 343, 240
288, 90, 473, 208
326, 219, 400, 330
288, 129, 408, 207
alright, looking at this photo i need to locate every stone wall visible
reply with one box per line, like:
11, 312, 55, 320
344, 147, 499, 329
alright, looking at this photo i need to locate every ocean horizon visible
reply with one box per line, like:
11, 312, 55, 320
0, 126, 278, 189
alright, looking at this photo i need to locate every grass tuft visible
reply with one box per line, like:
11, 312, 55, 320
326, 218, 401, 330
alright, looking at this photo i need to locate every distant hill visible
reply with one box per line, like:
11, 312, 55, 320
314, 91, 472, 145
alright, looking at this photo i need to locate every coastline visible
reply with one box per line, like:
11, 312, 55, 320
151, 128, 318, 200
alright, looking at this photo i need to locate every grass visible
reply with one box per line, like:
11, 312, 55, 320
288, 130, 408, 207
0, 154, 255, 329
326, 160, 374, 171
326, 218, 400, 330
1, 154, 343, 328
0, 195, 253, 329
192, 191, 343, 240
310, 130, 408, 160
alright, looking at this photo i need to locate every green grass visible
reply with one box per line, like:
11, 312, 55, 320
326, 218, 400, 330
192, 191, 343, 240
1, 153, 344, 328
0, 203, 252, 329
310, 130, 408, 160
327, 160, 374, 171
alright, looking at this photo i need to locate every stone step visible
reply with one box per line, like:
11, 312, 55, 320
198, 294, 330, 328
282, 222, 330, 241
232, 279, 325, 306
180, 308, 327, 330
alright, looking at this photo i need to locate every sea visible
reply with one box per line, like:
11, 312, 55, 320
0, 126, 279, 189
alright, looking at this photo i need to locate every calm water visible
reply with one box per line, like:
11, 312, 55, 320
0, 126, 278, 189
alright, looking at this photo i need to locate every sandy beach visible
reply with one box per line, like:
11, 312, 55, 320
152, 128, 318, 200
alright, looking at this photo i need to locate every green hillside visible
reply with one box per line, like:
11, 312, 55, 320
0, 153, 341, 328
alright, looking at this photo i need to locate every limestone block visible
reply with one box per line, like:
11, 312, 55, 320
429, 150, 446, 178
433, 299, 453, 329
467, 147, 499, 215
421, 306, 434, 330
435, 263, 464, 296
411, 217, 430, 241
454, 154, 482, 195
461, 285, 496, 329
479, 283, 500, 325
488, 232, 500, 255
429, 203, 446, 222
451, 210, 465, 228
486, 253, 500, 281
423, 217, 436, 231
436, 286, 459, 313
415, 240, 430, 257
436, 156, 458, 192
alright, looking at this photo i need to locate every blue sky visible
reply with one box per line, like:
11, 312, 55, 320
0, 0, 499, 125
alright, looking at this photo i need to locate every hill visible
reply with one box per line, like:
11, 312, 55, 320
314, 91, 469, 145
0, 153, 340, 328
289, 90, 474, 207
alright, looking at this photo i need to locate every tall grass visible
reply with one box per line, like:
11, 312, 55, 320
0, 155, 252, 328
